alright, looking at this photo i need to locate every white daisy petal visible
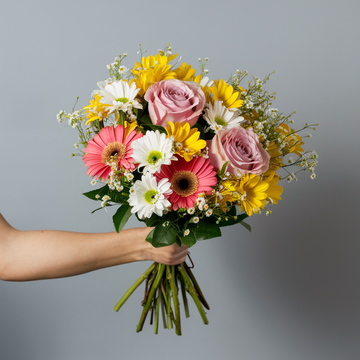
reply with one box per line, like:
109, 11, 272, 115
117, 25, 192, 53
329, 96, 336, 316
97, 80, 143, 114
128, 173, 172, 219
131, 130, 176, 174
203, 100, 244, 132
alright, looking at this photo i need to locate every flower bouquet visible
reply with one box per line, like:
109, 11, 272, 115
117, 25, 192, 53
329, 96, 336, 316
57, 44, 318, 335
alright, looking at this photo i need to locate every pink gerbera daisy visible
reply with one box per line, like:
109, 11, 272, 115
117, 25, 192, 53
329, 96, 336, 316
155, 155, 217, 211
83, 125, 142, 181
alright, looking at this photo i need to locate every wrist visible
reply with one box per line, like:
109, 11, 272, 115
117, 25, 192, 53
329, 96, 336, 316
135, 227, 154, 262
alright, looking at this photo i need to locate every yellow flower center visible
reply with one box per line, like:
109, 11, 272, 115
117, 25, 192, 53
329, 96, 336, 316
102, 142, 126, 164
215, 117, 227, 126
144, 189, 159, 204
147, 150, 163, 165
115, 97, 129, 104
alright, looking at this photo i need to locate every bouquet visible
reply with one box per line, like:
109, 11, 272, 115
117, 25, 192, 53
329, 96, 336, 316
57, 44, 318, 335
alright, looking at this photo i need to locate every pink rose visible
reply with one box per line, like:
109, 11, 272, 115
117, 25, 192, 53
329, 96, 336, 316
207, 127, 270, 176
144, 79, 205, 127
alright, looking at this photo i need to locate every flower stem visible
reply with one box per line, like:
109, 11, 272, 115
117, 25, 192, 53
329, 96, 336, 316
183, 262, 210, 310
167, 265, 182, 335
160, 283, 167, 329
136, 263, 166, 332
178, 270, 190, 318
114, 262, 157, 312
165, 276, 173, 329
154, 289, 161, 335
178, 264, 209, 325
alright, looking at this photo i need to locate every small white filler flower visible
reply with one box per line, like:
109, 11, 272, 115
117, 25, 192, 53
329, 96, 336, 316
128, 172, 172, 219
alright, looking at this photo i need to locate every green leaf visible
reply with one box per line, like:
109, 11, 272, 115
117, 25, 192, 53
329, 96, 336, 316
112, 205, 132, 233
142, 124, 167, 134
83, 185, 109, 201
138, 114, 166, 133
191, 122, 206, 140
108, 187, 130, 204
138, 114, 152, 125
218, 161, 229, 178
142, 213, 164, 227
217, 213, 249, 227
174, 237, 182, 247
182, 220, 222, 247
239, 221, 251, 232
180, 231, 197, 248
146, 222, 178, 248
213, 206, 249, 228
145, 227, 155, 243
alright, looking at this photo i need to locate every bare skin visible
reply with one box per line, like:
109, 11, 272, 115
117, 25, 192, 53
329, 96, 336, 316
0, 213, 188, 282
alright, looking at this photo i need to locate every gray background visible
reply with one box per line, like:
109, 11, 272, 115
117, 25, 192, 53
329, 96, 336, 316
0, 0, 359, 359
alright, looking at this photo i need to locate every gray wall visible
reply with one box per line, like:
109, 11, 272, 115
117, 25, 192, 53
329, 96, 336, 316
1, 0, 359, 359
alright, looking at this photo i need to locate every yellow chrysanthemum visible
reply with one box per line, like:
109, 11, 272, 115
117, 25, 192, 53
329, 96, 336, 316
133, 53, 178, 72
173, 62, 196, 81
210, 79, 243, 109
217, 178, 240, 206
220, 174, 269, 216
165, 122, 206, 161
131, 54, 178, 96
83, 94, 110, 125
276, 123, 304, 156
264, 141, 283, 175
263, 172, 283, 205
124, 120, 138, 138
264, 124, 304, 176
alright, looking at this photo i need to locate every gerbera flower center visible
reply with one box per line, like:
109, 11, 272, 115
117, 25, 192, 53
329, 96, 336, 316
147, 150, 163, 165
101, 142, 126, 164
144, 189, 159, 204
171, 171, 198, 197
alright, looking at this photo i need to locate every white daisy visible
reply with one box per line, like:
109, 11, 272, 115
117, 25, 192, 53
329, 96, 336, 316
203, 100, 244, 131
131, 130, 176, 174
128, 172, 172, 219
98, 80, 143, 113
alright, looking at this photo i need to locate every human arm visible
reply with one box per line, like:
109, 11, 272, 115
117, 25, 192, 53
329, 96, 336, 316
0, 213, 188, 281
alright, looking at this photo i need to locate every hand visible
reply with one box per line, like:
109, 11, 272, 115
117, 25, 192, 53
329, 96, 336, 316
145, 241, 189, 265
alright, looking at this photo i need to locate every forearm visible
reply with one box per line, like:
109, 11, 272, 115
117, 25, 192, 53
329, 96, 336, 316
1, 226, 152, 281
0, 213, 188, 281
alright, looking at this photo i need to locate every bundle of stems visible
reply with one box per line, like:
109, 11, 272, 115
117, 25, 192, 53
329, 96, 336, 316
114, 259, 209, 335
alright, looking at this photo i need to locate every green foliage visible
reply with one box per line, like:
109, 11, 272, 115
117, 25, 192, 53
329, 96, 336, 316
113, 205, 132, 233
138, 114, 167, 134
83, 185, 109, 201
239, 221, 251, 232
83, 184, 129, 204
146, 222, 178, 248
183, 219, 222, 247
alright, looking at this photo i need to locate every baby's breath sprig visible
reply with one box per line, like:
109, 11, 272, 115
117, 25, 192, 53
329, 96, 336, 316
228, 69, 248, 89
198, 57, 209, 77
158, 43, 173, 57
281, 149, 319, 181
137, 44, 147, 63
107, 53, 129, 81
239, 73, 277, 117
